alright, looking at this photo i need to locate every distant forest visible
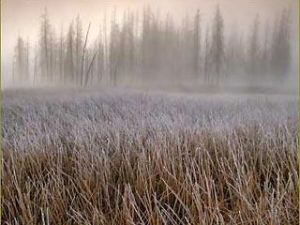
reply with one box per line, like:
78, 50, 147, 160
13, 6, 292, 87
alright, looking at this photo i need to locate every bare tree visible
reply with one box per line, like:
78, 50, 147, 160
261, 20, 270, 76
103, 10, 108, 83
270, 9, 291, 80
13, 36, 29, 84
204, 26, 210, 83
247, 15, 260, 79
96, 27, 105, 83
25, 38, 30, 81
59, 25, 65, 81
40, 8, 51, 80
80, 23, 91, 86
193, 9, 201, 77
65, 21, 75, 82
109, 8, 120, 86
75, 16, 83, 84
210, 5, 225, 84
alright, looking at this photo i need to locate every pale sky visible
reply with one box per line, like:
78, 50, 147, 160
2, 0, 298, 85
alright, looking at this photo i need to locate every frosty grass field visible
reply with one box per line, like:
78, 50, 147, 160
2, 89, 298, 225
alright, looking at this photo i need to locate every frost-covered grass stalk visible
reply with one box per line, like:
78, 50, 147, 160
2, 90, 298, 225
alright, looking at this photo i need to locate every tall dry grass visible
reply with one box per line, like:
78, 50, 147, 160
2, 91, 298, 225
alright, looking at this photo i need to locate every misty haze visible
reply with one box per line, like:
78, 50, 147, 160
3, 0, 297, 91
2, 0, 298, 224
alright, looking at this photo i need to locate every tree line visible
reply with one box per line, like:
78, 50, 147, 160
12, 6, 292, 87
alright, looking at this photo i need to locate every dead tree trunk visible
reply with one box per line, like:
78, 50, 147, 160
80, 23, 91, 86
